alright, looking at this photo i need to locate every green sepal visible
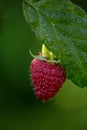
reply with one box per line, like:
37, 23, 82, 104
30, 49, 60, 64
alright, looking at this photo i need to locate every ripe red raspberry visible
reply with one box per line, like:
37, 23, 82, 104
30, 59, 66, 100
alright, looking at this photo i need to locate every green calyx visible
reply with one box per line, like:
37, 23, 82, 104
41, 44, 60, 63
42, 44, 55, 60
30, 44, 60, 64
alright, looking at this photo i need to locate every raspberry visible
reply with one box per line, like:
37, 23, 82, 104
30, 59, 66, 101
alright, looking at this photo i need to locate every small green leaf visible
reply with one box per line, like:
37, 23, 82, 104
23, 0, 87, 87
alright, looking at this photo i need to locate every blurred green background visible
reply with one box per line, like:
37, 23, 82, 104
0, 0, 87, 130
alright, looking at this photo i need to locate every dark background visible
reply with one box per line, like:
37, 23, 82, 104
0, 0, 87, 130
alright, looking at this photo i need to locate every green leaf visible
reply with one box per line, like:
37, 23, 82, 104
23, 0, 87, 87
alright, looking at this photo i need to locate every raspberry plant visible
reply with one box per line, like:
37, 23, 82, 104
23, 0, 87, 87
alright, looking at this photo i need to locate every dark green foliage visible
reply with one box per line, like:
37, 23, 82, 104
23, 0, 87, 87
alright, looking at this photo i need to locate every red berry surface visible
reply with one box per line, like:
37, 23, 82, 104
30, 59, 66, 100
